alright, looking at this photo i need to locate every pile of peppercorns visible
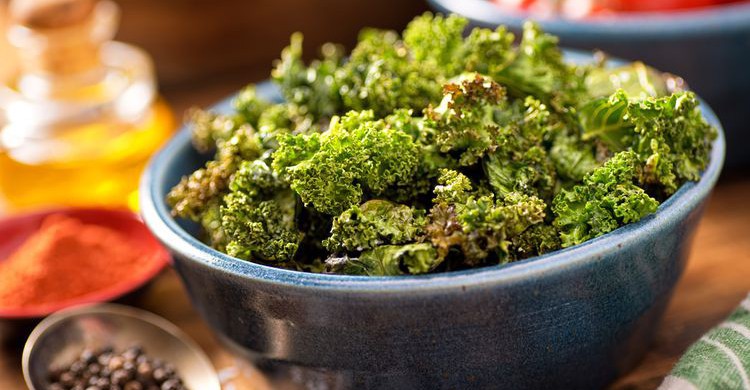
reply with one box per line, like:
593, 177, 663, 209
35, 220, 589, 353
47, 345, 187, 390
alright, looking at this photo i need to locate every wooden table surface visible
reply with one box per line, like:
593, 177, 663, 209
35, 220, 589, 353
1, 79, 749, 389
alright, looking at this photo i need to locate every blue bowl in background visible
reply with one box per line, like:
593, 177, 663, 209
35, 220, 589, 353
428, 0, 750, 169
140, 54, 726, 389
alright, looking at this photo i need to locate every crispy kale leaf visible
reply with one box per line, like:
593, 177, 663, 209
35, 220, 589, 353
483, 96, 558, 200
167, 125, 263, 220
433, 168, 473, 205
580, 90, 717, 194
272, 110, 420, 215
336, 29, 444, 118
220, 160, 302, 262
403, 13, 467, 75
222, 193, 301, 262
323, 200, 426, 253
585, 61, 672, 100
549, 132, 601, 183
426, 170, 547, 265
233, 85, 271, 128
509, 224, 561, 260
462, 25, 516, 77
272, 33, 344, 119
491, 21, 585, 109
167, 158, 235, 221
188, 87, 271, 154
198, 198, 228, 251
186, 109, 240, 154
552, 151, 660, 247
255, 103, 318, 151
424, 75, 506, 166
325, 243, 439, 276
457, 192, 547, 265
404, 13, 517, 79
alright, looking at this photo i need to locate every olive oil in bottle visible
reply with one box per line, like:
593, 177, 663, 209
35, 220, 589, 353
0, 0, 174, 212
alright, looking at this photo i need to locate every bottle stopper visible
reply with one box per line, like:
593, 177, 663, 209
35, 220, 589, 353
7, 0, 118, 76
10, 0, 97, 29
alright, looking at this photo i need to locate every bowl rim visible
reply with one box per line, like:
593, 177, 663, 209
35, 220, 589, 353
139, 52, 726, 293
0, 208, 170, 319
427, 0, 750, 38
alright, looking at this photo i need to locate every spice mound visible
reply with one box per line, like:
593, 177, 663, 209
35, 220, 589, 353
0, 214, 148, 309
48, 345, 187, 390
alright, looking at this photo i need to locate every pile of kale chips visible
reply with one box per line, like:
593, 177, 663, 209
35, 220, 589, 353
168, 14, 716, 276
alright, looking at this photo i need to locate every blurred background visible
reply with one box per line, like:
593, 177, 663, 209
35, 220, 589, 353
0, 0, 431, 111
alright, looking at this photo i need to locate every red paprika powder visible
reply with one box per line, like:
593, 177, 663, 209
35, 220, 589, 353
0, 214, 149, 308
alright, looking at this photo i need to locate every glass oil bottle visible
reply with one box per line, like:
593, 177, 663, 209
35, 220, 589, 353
0, 0, 174, 212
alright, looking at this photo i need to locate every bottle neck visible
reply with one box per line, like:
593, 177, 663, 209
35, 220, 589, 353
7, 0, 118, 99
0, 0, 160, 164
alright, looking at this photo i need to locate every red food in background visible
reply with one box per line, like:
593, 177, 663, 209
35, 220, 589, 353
493, 0, 747, 18
603, 0, 734, 12
0, 214, 149, 308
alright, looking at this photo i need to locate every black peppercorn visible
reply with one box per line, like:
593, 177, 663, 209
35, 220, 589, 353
111, 368, 131, 386
108, 356, 124, 371
122, 361, 136, 373
89, 362, 102, 375
48, 345, 187, 390
80, 349, 96, 364
122, 346, 142, 362
97, 353, 112, 366
136, 361, 152, 378
151, 367, 168, 383
160, 379, 181, 390
59, 371, 76, 386
70, 361, 86, 375
123, 381, 143, 390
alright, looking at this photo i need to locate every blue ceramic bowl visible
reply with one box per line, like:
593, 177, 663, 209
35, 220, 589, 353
428, 0, 750, 169
140, 55, 725, 389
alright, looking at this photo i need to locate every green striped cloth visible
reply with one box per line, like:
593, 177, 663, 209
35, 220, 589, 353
659, 294, 750, 390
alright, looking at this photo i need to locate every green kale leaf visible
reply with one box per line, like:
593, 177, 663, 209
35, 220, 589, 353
509, 223, 561, 260
272, 33, 344, 119
403, 13, 467, 75
232, 85, 271, 128
549, 132, 601, 183
585, 61, 671, 100
491, 21, 585, 110
272, 110, 420, 215
324, 200, 426, 253
325, 243, 439, 276
462, 25, 516, 77
424, 74, 506, 166
426, 170, 547, 265
580, 90, 717, 194
221, 160, 302, 262
336, 29, 444, 118
552, 151, 660, 247
483, 96, 558, 200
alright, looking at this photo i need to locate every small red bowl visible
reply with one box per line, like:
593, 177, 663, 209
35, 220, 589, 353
0, 208, 170, 319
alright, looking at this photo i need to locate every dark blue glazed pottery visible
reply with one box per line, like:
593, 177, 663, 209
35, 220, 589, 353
140, 52, 726, 389
428, 0, 750, 169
